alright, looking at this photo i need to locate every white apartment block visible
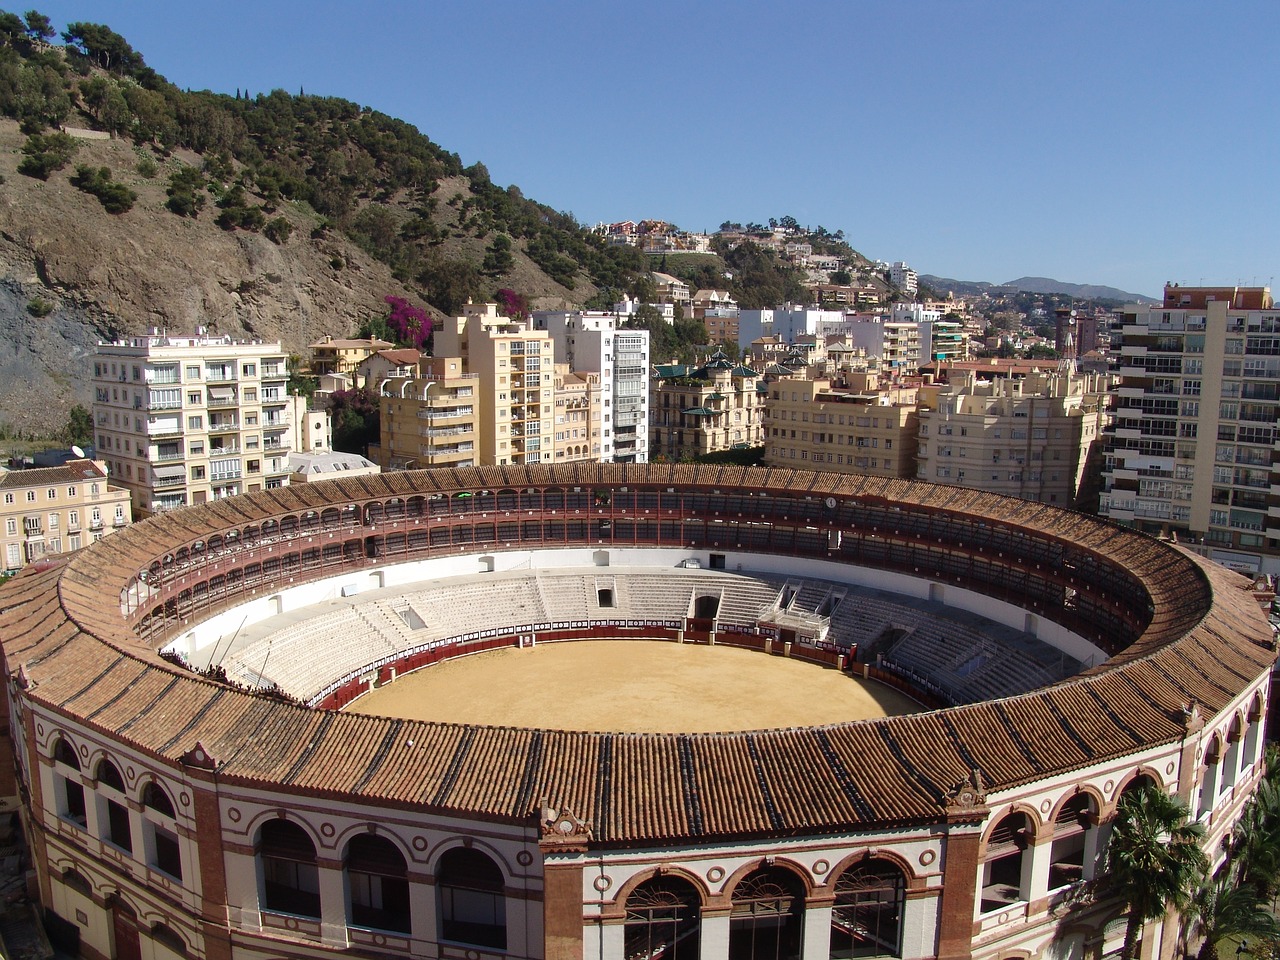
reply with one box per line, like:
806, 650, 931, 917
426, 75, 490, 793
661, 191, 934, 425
534, 311, 650, 463
434, 303, 554, 466
1100, 284, 1280, 573
889, 261, 918, 295
93, 335, 292, 514
736, 305, 847, 350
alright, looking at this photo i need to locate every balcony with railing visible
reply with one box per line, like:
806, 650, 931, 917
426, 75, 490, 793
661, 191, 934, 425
207, 395, 238, 408
209, 444, 240, 456
204, 366, 237, 382
418, 405, 474, 419
152, 474, 186, 489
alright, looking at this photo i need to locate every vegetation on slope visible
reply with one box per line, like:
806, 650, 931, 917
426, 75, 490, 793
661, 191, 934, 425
0, 9, 654, 317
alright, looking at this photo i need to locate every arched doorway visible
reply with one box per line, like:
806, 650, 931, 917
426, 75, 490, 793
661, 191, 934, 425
109, 896, 141, 960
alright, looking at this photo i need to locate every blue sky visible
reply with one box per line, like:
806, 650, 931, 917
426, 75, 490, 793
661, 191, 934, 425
31, 0, 1280, 298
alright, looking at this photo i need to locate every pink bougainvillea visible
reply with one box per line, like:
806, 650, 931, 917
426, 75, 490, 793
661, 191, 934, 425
384, 295, 432, 349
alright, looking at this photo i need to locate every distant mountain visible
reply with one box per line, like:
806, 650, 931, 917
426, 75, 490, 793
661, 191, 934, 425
922, 274, 1157, 303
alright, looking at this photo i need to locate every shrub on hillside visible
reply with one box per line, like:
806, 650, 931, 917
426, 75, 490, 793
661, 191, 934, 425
17, 131, 77, 180
69, 165, 136, 213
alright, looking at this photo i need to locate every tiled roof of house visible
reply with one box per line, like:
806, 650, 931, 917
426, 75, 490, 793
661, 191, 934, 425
2, 464, 1272, 846
0, 459, 107, 488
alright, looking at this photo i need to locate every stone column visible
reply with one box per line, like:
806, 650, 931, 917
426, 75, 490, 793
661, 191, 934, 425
699, 908, 731, 960
801, 900, 833, 960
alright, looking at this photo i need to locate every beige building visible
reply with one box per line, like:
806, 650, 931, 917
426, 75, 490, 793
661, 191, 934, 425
552, 365, 603, 463
650, 351, 764, 460
378, 356, 479, 470
308, 336, 393, 377
0, 459, 132, 574
433, 303, 554, 466
93, 335, 293, 514
917, 367, 1109, 506
763, 371, 919, 477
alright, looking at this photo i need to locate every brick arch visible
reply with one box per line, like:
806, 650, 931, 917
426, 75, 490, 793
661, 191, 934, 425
426, 839, 515, 882
601, 865, 712, 920
824, 848, 918, 890
1047, 786, 1104, 832
332, 823, 415, 866
717, 856, 816, 905
979, 805, 1042, 855
245, 809, 324, 852
1104, 767, 1167, 818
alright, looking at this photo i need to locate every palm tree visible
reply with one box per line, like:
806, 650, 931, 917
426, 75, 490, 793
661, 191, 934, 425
1185, 868, 1279, 960
1230, 762, 1280, 900
1095, 785, 1208, 960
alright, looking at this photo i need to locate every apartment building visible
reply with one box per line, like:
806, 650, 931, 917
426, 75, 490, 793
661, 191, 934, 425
918, 367, 1109, 506
378, 357, 479, 470
889, 261, 918, 295
1100, 284, 1280, 573
0, 460, 132, 574
650, 351, 764, 460
763, 372, 919, 477
433, 303, 554, 466
551, 366, 603, 463
533, 311, 650, 463
92, 335, 292, 514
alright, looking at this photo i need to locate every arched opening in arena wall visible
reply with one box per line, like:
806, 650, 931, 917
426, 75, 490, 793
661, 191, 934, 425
623, 874, 702, 960
728, 864, 806, 960
345, 834, 410, 934
1049, 793, 1100, 888
257, 820, 321, 919
829, 858, 905, 958
436, 846, 506, 950
980, 812, 1032, 913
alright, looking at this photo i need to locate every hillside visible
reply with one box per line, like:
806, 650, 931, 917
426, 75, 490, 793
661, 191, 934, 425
0, 14, 655, 433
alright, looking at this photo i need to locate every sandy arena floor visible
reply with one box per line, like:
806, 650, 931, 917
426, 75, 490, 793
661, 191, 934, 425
347, 640, 921, 733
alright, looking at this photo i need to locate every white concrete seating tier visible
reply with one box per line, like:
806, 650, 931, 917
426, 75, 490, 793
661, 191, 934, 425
218, 568, 1081, 703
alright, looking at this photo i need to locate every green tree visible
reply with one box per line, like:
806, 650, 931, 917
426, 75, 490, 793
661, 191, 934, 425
23, 11, 54, 42
264, 216, 293, 245
62, 404, 92, 446
482, 232, 514, 275
70, 164, 136, 213
166, 165, 206, 217
62, 21, 145, 74
17, 130, 76, 179
1094, 786, 1207, 960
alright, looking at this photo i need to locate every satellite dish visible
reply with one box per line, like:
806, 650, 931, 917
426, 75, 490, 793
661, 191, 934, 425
71, 445, 85, 459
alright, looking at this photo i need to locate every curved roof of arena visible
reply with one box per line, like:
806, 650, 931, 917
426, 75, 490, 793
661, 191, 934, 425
2, 464, 1272, 845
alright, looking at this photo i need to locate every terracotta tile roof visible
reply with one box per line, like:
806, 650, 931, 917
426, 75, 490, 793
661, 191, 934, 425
0, 460, 107, 488
1, 464, 1272, 846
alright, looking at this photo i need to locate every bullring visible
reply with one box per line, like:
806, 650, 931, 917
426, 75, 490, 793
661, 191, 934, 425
0, 463, 1272, 960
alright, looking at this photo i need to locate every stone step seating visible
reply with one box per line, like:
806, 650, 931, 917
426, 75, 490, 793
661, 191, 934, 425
219, 569, 1082, 704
